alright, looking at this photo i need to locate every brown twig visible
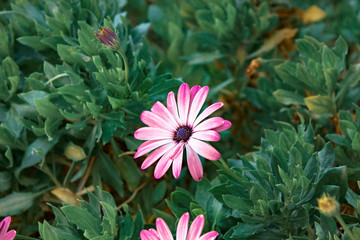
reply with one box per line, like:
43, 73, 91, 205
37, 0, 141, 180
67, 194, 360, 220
118, 151, 137, 158
76, 185, 95, 196
77, 156, 96, 192
117, 180, 149, 210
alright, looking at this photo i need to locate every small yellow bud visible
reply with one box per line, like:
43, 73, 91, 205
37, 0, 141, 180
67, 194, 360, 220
64, 142, 86, 161
317, 194, 339, 217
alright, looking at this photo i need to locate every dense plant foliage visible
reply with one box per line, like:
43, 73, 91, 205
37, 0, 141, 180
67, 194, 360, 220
1, 0, 360, 239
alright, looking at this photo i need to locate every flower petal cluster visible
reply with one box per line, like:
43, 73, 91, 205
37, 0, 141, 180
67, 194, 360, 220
140, 212, 218, 240
317, 194, 340, 217
134, 83, 231, 181
95, 26, 121, 49
0, 217, 16, 240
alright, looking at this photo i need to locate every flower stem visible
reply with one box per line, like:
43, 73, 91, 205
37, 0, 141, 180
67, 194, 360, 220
117, 49, 129, 85
41, 164, 62, 188
63, 161, 76, 186
44, 73, 69, 86
335, 213, 356, 240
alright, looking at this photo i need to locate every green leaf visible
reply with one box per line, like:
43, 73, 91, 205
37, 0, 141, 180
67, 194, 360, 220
17, 36, 48, 51
352, 132, 360, 152
326, 133, 350, 147
57, 44, 89, 65
108, 96, 127, 109
185, 51, 225, 65
0, 192, 37, 216
19, 90, 49, 107
322, 45, 339, 70
273, 89, 305, 105
78, 23, 100, 56
15, 137, 59, 185
0, 57, 20, 101
34, 98, 63, 119
148, 78, 183, 100
0, 125, 16, 148
223, 195, 251, 212
39, 221, 61, 240
61, 205, 102, 239
275, 61, 304, 90
304, 95, 334, 114
296, 38, 321, 62
315, 167, 348, 200
96, 151, 124, 197
318, 143, 335, 172
324, 68, 338, 95
152, 181, 166, 204
100, 202, 117, 236
224, 223, 264, 239
334, 36, 348, 58
0, 171, 12, 192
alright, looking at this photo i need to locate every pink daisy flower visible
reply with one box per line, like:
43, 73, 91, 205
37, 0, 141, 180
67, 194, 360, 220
140, 212, 218, 240
0, 217, 16, 240
134, 83, 231, 181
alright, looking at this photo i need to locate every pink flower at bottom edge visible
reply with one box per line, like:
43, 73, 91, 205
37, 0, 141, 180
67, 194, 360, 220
0, 217, 16, 240
140, 212, 218, 240
134, 83, 231, 181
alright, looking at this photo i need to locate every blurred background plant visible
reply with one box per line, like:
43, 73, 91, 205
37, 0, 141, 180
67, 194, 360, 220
1, 0, 360, 239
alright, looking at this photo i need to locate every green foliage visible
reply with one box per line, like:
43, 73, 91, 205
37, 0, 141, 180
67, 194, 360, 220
0, 0, 181, 232
274, 36, 356, 115
38, 189, 143, 240
148, 0, 278, 79
1, 0, 360, 239
164, 120, 352, 239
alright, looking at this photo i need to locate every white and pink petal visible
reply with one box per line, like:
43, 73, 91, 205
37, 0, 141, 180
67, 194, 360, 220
193, 102, 224, 127
141, 111, 176, 131
187, 86, 209, 125
172, 148, 184, 179
176, 212, 190, 240
186, 145, 203, 181
212, 120, 231, 132
140, 230, 160, 240
151, 101, 179, 129
189, 85, 201, 104
134, 139, 172, 159
156, 218, 174, 240
167, 91, 181, 124
134, 127, 173, 141
154, 148, 174, 179
177, 83, 190, 125
199, 231, 219, 240
188, 138, 221, 161
186, 215, 205, 240
191, 130, 220, 142
193, 117, 224, 132
141, 142, 176, 169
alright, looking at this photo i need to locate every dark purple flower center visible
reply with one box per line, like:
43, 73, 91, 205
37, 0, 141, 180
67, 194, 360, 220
173, 126, 192, 142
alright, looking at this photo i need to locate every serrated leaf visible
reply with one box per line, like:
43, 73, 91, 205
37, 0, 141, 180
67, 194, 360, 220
61, 205, 102, 239
304, 95, 334, 114
39, 221, 61, 240
101, 201, 117, 236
